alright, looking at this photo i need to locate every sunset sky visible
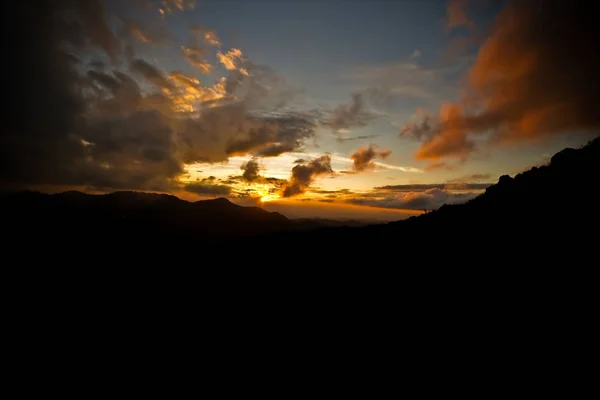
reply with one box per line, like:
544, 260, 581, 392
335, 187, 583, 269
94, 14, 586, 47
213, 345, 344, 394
3, 0, 597, 220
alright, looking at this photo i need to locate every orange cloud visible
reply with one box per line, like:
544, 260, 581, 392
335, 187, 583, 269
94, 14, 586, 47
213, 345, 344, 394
159, 0, 195, 15
406, 1, 600, 162
217, 48, 244, 71
190, 28, 221, 47
203, 31, 221, 47
163, 71, 226, 112
415, 104, 474, 160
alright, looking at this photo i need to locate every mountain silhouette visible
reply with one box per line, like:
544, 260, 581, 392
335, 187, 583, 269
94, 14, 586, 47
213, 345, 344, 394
2, 136, 598, 257
0, 189, 377, 251
2, 137, 598, 356
0, 190, 294, 244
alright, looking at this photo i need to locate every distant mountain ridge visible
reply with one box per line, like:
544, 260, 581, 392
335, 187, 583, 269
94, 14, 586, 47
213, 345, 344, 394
0, 190, 293, 242
0, 189, 376, 244
1, 136, 598, 256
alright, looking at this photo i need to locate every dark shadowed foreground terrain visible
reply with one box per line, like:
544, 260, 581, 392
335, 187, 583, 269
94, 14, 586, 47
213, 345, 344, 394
2, 137, 599, 367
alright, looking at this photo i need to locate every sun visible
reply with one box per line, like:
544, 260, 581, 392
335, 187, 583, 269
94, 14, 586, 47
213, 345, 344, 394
260, 194, 279, 203
256, 187, 279, 203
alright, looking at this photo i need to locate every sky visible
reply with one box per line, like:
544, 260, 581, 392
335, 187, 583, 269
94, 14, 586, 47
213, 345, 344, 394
2, 0, 598, 220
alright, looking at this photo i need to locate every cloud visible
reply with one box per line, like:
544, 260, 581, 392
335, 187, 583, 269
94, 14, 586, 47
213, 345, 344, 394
416, 104, 475, 160
81, 109, 183, 191
348, 187, 480, 211
131, 59, 171, 88
217, 48, 245, 71
336, 134, 379, 143
177, 105, 315, 164
254, 143, 296, 157
350, 60, 465, 108
2, 1, 110, 186
293, 181, 488, 212
87, 70, 122, 92
399, 108, 433, 141
446, 174, 492, 184
326, 153, 422, 173
70, 0, 120, 60
403, 1, 600, 162
164, 71, 227, 111
282, 156, 333, 197
446, 0, 474, 29
1, 1, 318, 193
120, 17, 170, 44
350, 145, 392, 172
203, 31, 221, 47
374, 183, 491, 192
410, 49, 421, 59
325, 93, 375, 132
224, 112, 317, 158
241, 159, 261, 182
179, 25, 221, 73
159, 0, 195, 15
190, 27, 221, 47
184, 182, 232, 195
181, 45, 212, 74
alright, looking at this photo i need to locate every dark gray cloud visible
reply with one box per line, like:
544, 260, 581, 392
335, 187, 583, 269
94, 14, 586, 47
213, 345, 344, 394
309, 188, 353, 195
81, 109, 182, 191
336, 134, 379, 143
226, 171, 287, 188
241, 159, 261, 182
264, 177, 288, 187
184, 182, 232, 195
131, 58, 171, 88
325, 93, 376, 132
1, 1, 319, 193
350, 145, 392, 171
3, 1, 104, 186
399, 114, 433, 141
87, 70, 122, 92
254, 143, 296, 157
282, 156, 333, 197
225, 112, 317, 158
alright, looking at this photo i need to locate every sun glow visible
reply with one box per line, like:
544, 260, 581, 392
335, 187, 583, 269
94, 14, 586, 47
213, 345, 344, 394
260, 194, 280, 203
256, 187, 280, 203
